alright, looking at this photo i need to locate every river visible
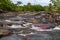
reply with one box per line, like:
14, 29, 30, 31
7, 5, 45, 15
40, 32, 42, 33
0, 31, 60, 40
0, 13, 60, 40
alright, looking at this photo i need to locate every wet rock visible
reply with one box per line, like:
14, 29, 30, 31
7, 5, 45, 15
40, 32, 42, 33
0, 29, 12, 36
0, 9, 5, 13
0, 34, 24, 40
25, 18, 39, 24
0, 12, 17, 20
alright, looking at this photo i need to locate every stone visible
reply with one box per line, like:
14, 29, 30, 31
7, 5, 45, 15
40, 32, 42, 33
25, 18, 39, 24
0, 29, 12, 36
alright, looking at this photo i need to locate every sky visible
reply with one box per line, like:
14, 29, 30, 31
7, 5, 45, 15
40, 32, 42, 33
11, 0, 50, 6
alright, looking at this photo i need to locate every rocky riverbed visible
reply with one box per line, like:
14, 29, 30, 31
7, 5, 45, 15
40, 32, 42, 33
0, 12, 60, 40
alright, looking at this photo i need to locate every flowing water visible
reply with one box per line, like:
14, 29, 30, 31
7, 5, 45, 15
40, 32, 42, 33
0, 31, 60, 40
0, 14, 60, 40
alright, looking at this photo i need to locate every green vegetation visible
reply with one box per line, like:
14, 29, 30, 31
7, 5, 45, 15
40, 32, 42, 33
0, 0, 60, 12
51, 0, 60, 9
21, 3, 45, 11
50, 0, 60, 15
0, 0, 18, 11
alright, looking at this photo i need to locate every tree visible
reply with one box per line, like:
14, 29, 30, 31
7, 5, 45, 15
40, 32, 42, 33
27, 3, 31, 6
50, 0, 60, 10
16, 1, 22, 6
50, 0, 60, 15
0, 0, 20, 12
48, 3, 53, 11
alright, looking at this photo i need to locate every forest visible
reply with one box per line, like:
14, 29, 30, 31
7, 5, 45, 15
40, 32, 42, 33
0, 0, 60, 12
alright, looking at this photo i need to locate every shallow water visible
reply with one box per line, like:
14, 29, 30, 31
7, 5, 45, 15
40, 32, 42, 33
0, 31, 60, 40
0, 15, 60, 40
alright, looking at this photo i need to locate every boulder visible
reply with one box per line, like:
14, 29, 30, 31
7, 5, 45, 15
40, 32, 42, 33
0, 9, 4, 13
0, 29, 12, 36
